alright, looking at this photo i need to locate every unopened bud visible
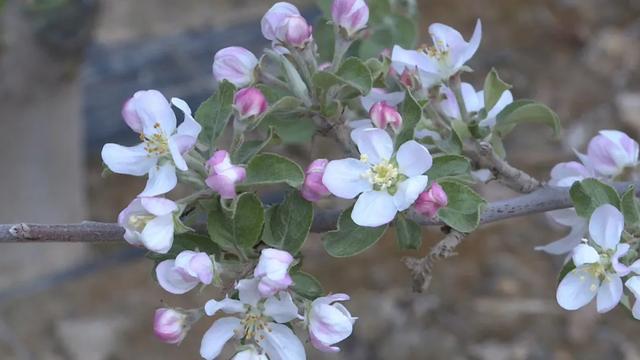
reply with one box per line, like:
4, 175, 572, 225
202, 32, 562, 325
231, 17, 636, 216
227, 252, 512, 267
369, 101, 403, 132
153, 308, 188, 344
234, 87, 268, 120
302, 159, 331, 202
414, 182, 448, 218
277, 15, 313, 48
331, 0, 369, 37
212, 47, 258, 87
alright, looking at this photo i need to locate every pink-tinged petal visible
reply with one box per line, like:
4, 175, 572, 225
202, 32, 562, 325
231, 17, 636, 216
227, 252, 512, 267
140, 162, 177, 197
168, 136, 188, 171
393, 175, 429, 211
258, 323, 306, 360
310, 331, 340, 353
396, 140, 432, 177
571, 244, 599, 267
172, 97, 202, 139
236, 278, 262, 306
234, 87, 268, 119
261, 2, 301, 41
360, 89, 405, 112
556, 268, 599, 310
352, 190, 397, 227
302, 159, 330, 202
140, 197, 177, 216
588, 204, 623, 250
200, 317, 242, 360
596, 274, 622, 313
322, 158, 372, 199
258, 275, 293, 298
263, 292, 299, 323
190, 253, 214, 284
205, 173, 239, 199
549, 161, 591, 187
141, 213, 175, 254
204, 297, 245, 316
131, 89, 177, 135
354, 128, 394, 164
612, 243, 631, 276
255, 248, 294, 279
331, 0, 369, 36
212, 47, 258, 87
118, 198, 144, 228
170, 134, 197, 155
309, 303, 353, 347
153, 308, 187, 344
155, 260, 198, 294
101, 143, 157, 176
122, 98, 143, 133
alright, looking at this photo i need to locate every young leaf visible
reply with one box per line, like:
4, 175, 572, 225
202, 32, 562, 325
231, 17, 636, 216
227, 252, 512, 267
494, 100, 561, 138
231, 128, 274, 164
243, 153, 305, 188
395, 216, 422, 250
483, 68, 511, 113
335, 57, 373, 95
291, 271, 324, 299
206, 194, 264, 251
437, 180, 487, 232
195, 80, 236, 148
395, 91, 422, 148
323, 207, 388, 257
263, 191, 313, 254
620, 186, 640, 226
426, 155, 471, 181
569, 179, 620, 218
261, 113, 316, 144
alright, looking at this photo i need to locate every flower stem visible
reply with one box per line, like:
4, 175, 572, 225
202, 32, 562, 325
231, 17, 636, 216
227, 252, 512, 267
449, 73, 470, 123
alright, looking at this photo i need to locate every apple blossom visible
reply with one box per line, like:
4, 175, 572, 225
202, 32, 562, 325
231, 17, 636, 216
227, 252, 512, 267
232, 346, 268, 360
156, 250, 215, 294
322, 128, 432, 227
307, 293, 356, 353
200, 280, 304, 360
391, 20, 482, 88
369, 101, 403, 132
118, 197, 178, 254
102, 90, 202, 197
154, 308, 189, 344
276, 14, 313, 48
212, 47, 259, 87
439, 82, 513, 127
360, 88, 405, 112
261, 2, 300, 41
586, 130, 639, 177
414, 182, 448, 218
254, 248, 294, 297
302, 159, 331, 202
331, 0, 369, 37
234, 87, 268, 120
556, 204, 630, 313
205, 150, 246, 199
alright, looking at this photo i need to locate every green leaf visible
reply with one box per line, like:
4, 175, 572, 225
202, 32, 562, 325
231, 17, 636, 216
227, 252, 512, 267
365, 58, 385, 82
395, 216, 422, 250
435, 129, 463, 155
231, 128, 273, 164
206, 194, 264, 251
195, 80, 236, 148
438, 180, 487, 232
244, 153, 304, 188
621, 186, 640, 226
323, 207, 388, 257
426, 155, 471, 181
494, 100, 561, 138
263, 191, 313, 254
313, 16, 334, 62
262, 113, 317, 144
291, 271, 324, 299
569, 179, 620, 218
207, 200, 235, 251
313, 58, 372, 96
483, 68, 512, 113
395, 91, 422, 148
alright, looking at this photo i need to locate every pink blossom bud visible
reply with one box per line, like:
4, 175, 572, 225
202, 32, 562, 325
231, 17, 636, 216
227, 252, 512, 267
276, 14, 313, 48
414, 182, 448, 218
308, 294, 356, 352
234, 87, 268, 119
212, 47, 258, 88
302, 159, 331, 202
331, 0, 369, 37
254, 248, 294, 297
153, 308, 188, 344
156, 250, 214, 294
205, 150, 246, 199
121, 98, 143, 133
586, 130, 639, 177
369, 101, 403, 132
399, 68, 415, 88
261, 2, 301, 41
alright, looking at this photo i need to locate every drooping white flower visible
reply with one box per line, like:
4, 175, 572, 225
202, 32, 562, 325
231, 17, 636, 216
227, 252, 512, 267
556, 204, 630, 313
391, 20, 482, 89
102, 90, 202, 197
117, 197, 178, 254
156, 250, 215, 294
200, 279, 305, 360
254, 248, 294, 298
322, 128, 432, 227
439, 82, 513, 127
586, 130, 639, 177
307, 293, 357, 353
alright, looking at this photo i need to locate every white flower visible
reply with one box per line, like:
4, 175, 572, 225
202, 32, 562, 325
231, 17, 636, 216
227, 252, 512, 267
200, 279, 305, 360
254, 248, 295, 298
586, 130, 639, 177
391, 20, 482, 89
117, 197, 178, 253
556, 204, 630, 313
439, 82, 512, 127
102, 90, 202, 197
308, 293, 357, 353
322, 128, 432, 227
156, 250, 215, 294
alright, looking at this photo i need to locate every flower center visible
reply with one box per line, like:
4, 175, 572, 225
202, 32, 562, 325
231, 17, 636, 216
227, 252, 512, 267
424, 39, 449, 62
128, 214, 154, 232
238, 310, 270, 342
362, 158, 399, 192
141, 123, 169, 156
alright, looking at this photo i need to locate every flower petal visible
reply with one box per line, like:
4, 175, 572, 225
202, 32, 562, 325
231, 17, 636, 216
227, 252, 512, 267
352, 190, 397, 227
310, 303, 354, 346
168, 136, 188, 171
612, 243, 631, 276
140, 162, 178, 197
264, 292, 299, 323
360, 89, 405, 112
354, 128, 393, 164
204, 297, 245, 316
534, 221, 587, 255
486, 89, 513, 119
391, 45, 437, 78
200, 317, 241, 360
258, 323, 306, 360
393, 175, 428, 211
172, 97, 202, 139
571, 244, 599, 266
141, 214, 174, 254
625, 276, 640, 320
155, 260, 198, 294
236, 278, 262, 307
132, 89, 177, 135
140, 197, 177, 216
322, 158, 372, 199
101, 143, 157, 176
556, 268, 598, 310
589, 204, 623, 250
596, 274, 622, 313
396, 141, 432, 177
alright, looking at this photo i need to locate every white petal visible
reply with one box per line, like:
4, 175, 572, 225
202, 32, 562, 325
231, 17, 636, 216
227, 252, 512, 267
133, 89, 177, 134
629, 259, 640, 274
155, 260, 198, 294
391, 45, 437, 76
354, 128, 394, 164
534, 221, 586, 255
140, 197, 177, 216
612, 243, 631, 276
140, 162, 177, 197
396, 141, 432, 177
351, 191, 397, 227
360, 89, 405, 112
596, 274, 623, 313
460, 83, 481, 112
626, 276, 640, 320
322, 159, 372, 199
204, 297, 245, 316
572, 244, 600, 266
172, 97, 202, 139
236, 278, 262, 307
141, 214, 174, 253
258, 323, 306, 360
556, 268, 599, 310
547, 208, 584, 227
200, 317, 241, 360
168, 136, 188, 171
439, 86, 460, 119
263, 292, 299, 323
453, 19, 482, 69
393, 175, 429, 211
589, 204, 624, 250
310, 303, 354, 346
101, 143, 156, 176
486, 89, 513, 118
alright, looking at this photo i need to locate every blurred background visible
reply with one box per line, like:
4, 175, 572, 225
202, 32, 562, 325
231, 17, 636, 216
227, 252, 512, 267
1, 0, 640, 359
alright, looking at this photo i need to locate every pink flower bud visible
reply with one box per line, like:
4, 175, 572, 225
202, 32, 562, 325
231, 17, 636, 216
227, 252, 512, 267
301, 159, 331, 202
121, 97, 143, 133
331, 0, 369, 37
261, 2, 301, 41
153, 308, 188, 344
414, 182, 448, 218
369, 101, 403, 132
205, 150, 246, 199
212, 47, 258, 88
234, 87, 268, 119
308, 294, 356, 352
156, 250, 214, 294
399, 68, 416, 88
254, 248, 294, 297
586, 130, 639, 177
276, 14, 313, 48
